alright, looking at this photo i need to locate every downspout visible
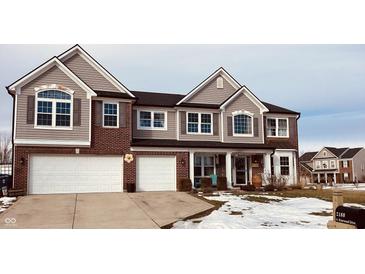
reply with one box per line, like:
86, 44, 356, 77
6, 87, 15, 189
295, 113, 301, 184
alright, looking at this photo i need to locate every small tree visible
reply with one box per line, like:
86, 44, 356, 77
0, 133, 12, 164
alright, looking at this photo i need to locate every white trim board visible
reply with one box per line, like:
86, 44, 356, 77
14, 139, 90, 146
8, 57, 96, 99
58, 45, 135, 98
177, 67, 241, 105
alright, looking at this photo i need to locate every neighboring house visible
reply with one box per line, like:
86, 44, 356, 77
6, 45, 300, 195
300, 147, 365, 184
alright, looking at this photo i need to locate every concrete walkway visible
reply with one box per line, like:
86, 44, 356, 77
0, 192, 213, 229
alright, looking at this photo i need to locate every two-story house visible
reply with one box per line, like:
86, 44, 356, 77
300, 147, 365, 184
6, 45, 300, 195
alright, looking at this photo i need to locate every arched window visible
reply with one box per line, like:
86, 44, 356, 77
233, 113, 253, 136
36, 89, 73, 128
216, 77, 224, 89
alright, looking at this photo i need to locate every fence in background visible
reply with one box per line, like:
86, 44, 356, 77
0, 163, 12, 175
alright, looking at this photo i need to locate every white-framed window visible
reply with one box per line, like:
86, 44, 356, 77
187, 112, 212, 134
343, 160, 348, 168
233, 112, 253, 136
137, 110, 167, 130
35, 89, 73, 129
194, 155, 215, 177
344, 172, 349, 180
103, 102, 119, 128
266, 117, 289, 137
217, 77, 224, 89
330, 160, 336, 169
315, 160, 321, 169
280, 156, 290, 175
322, 161, 328, 169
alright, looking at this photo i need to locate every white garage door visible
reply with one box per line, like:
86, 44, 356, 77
29, 155, 123, 194
136, 156, 176, 191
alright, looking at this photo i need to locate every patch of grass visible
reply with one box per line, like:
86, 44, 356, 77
229, 211, 243, 216
243, 195, 282, 203
230, 189, 365, 205
309, 211, 332, 217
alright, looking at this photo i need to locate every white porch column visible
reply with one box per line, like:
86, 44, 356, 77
293, 152, 298, 185
263, 153, 271, 185
334, 173, 337, 185
226, 152, 232, 188
317, 174, 320, 183
189, 151, 195, 188
325, 173, 328, 184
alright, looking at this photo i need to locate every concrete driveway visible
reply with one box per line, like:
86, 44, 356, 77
0, 192, 213, 229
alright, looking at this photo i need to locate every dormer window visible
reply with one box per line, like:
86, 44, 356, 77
217, 77, 224, 89
36, 89, 73, 129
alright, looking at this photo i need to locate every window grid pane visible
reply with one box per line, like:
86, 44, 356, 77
38, 90, 71, 100
234, 114, 252, 134
188, 113, 199, 133
280, 156, 290, 175
153, 112, 165, 128
104, 103, 117, 115
278, 119, 288, 136
267, 118, 277, 136
139, 111, 151, 127
37, 114, 52, 126
38, 101, 52, 113
56, 115, 71, 126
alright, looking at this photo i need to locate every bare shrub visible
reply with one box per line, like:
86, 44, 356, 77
0, 133, 12, 164
262, 173, 287, 191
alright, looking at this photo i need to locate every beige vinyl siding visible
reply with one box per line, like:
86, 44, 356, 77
63, 53, 119, 92
223, 92, 263, 143
133, 107, 176, 139
178, 108, 221, 142
314, 148, 337, 159
186, 75, 237, 105
16, 66, 90, 142
353, 149, 365, 180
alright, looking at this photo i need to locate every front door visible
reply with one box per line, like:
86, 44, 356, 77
235, 157, 247, 185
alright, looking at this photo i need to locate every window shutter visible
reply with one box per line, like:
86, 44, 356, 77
254, 117, 259, 137
73, 98, 81, 126
180, 111, 186, 134
119, 102, 127, 128
27, 95, 35, 124
213, 113, 219, 136
95, 100, 103, 126
289, 117, 295, 138
227, 116, 232, 136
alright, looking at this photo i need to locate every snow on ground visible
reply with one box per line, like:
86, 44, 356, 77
0, 197, 16, 213
173, 193, 334, 229
324, 183, 365, 192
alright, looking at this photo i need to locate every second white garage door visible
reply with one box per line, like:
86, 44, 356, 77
29, 155, 123, 194
136, 156, 176, 191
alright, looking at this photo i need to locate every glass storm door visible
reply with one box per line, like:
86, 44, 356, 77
235, 157, 247, 185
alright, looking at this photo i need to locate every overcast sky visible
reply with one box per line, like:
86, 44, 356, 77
1, 44, 364, 152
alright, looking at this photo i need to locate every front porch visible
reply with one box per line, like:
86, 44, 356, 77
312, 172, 338, 185
189, 150, 273, 188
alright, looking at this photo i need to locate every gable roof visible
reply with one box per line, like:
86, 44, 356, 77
300, 162, 313, 172
132, 90, 185, 107
299, 152, 317, 162
220, 86, 269, 114
341, 147, 363, 159
324, 147, 349, 157
176, 67, 241, 105
6, 57, 96, 98
130, 90, 298, 114
58, 44, 135, 98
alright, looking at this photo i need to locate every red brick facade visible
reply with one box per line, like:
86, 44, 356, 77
13, 101, 189, 194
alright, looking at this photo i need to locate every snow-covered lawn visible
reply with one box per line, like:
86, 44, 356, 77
323, 183, 365, 192
0, 197, 16, 213
173, 193, 335, 229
